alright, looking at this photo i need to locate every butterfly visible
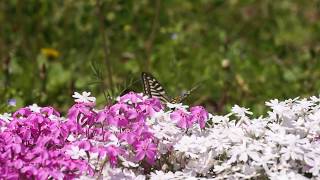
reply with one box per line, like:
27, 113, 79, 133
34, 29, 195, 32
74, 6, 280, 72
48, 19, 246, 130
141, 72, 198, 104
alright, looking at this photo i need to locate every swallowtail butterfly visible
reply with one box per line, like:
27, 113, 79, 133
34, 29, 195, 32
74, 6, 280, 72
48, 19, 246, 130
141, 72, 197, 104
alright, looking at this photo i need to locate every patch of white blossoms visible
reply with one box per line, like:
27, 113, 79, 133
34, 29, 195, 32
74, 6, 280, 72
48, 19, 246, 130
79, 96, 320, 179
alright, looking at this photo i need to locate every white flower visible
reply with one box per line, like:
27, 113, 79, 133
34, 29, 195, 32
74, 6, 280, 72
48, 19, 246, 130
208, 129, 231, 154
310, 95, 320, 103
279, 145, 304, 161
66, 145, 87, 159
186, 150, 215, 175
150, 171, 197, 180
104, 167, 145, 180
0, 113, 12, 123
209, 114, 230, 125
105, 134, 120, 147
147, 110, 167, 125
265, 99, 295, 119
304, 156, 320, 176
48, 114, 62, 121
275, 134, 306, 161
225, 127, 245, 143
151, 119, 181, 139
231, 105, 252, 117
72, 91, 96, 103
243, 118, 267, 138
308, 109, 320, 121
166, 102, 188, 110
291, 98, 314, 114
119, 156, 139, 168
150, 171, 175, 180
227, 139, 262, 164
233, 164, 259, 179
252, 146, 278, 173
29, 104, 41, 113
174, 135, 210, 158
214, 163, 231, 174
269, 170, 309, 180
67, 134, 77, 142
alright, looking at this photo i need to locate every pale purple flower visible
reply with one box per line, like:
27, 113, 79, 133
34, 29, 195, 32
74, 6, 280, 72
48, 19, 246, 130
7, 99, 16, 107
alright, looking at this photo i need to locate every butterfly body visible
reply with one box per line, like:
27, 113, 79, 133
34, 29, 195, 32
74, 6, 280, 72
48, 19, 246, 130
141, 72, 196, 104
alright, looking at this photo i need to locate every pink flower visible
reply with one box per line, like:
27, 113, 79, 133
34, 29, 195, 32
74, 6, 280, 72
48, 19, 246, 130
119, 92, 144, 105
170, 109, 194, 129
41, 106, 60, 117
118, 129, 137, 144
67, 103, 96, 128
0, 105, 93, 179
13, 107, 32, 118
190, 106, 208, 129
137, 98, 163, 116
134, 139, 157, 164
78, 140, 92, 151
106, 145, 123, 167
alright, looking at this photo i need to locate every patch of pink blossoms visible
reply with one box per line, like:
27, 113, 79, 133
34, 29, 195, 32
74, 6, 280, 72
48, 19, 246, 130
0, 92, 208, 179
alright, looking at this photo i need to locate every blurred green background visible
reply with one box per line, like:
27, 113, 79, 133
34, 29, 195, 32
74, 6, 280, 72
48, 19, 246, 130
1, 0, 320, 115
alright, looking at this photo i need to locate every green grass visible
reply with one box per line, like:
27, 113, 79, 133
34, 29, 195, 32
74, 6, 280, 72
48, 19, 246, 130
1, 0, 320, 115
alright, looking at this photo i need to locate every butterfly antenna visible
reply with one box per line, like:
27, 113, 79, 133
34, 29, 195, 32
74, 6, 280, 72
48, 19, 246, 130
186, 80, 203, 94
119, 77, 141, 96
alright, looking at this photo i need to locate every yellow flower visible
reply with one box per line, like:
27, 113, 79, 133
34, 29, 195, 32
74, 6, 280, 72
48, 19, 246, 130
41, 48, 60, 59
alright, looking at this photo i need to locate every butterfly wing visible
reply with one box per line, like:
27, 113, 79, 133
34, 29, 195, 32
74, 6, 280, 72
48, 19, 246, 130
141, 72, 170, 103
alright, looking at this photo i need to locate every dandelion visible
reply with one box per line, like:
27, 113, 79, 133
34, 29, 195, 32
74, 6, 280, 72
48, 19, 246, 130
41, 48, 60, 59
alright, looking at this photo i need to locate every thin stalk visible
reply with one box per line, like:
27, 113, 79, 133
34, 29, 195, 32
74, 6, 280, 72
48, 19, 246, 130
3, 56, 10, 91
144, 0, 161, 72
96, 0, 114, 92
39, 63, 47, 103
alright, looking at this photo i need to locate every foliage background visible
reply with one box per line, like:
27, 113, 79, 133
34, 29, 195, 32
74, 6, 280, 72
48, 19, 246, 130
1, 0, 320, 115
